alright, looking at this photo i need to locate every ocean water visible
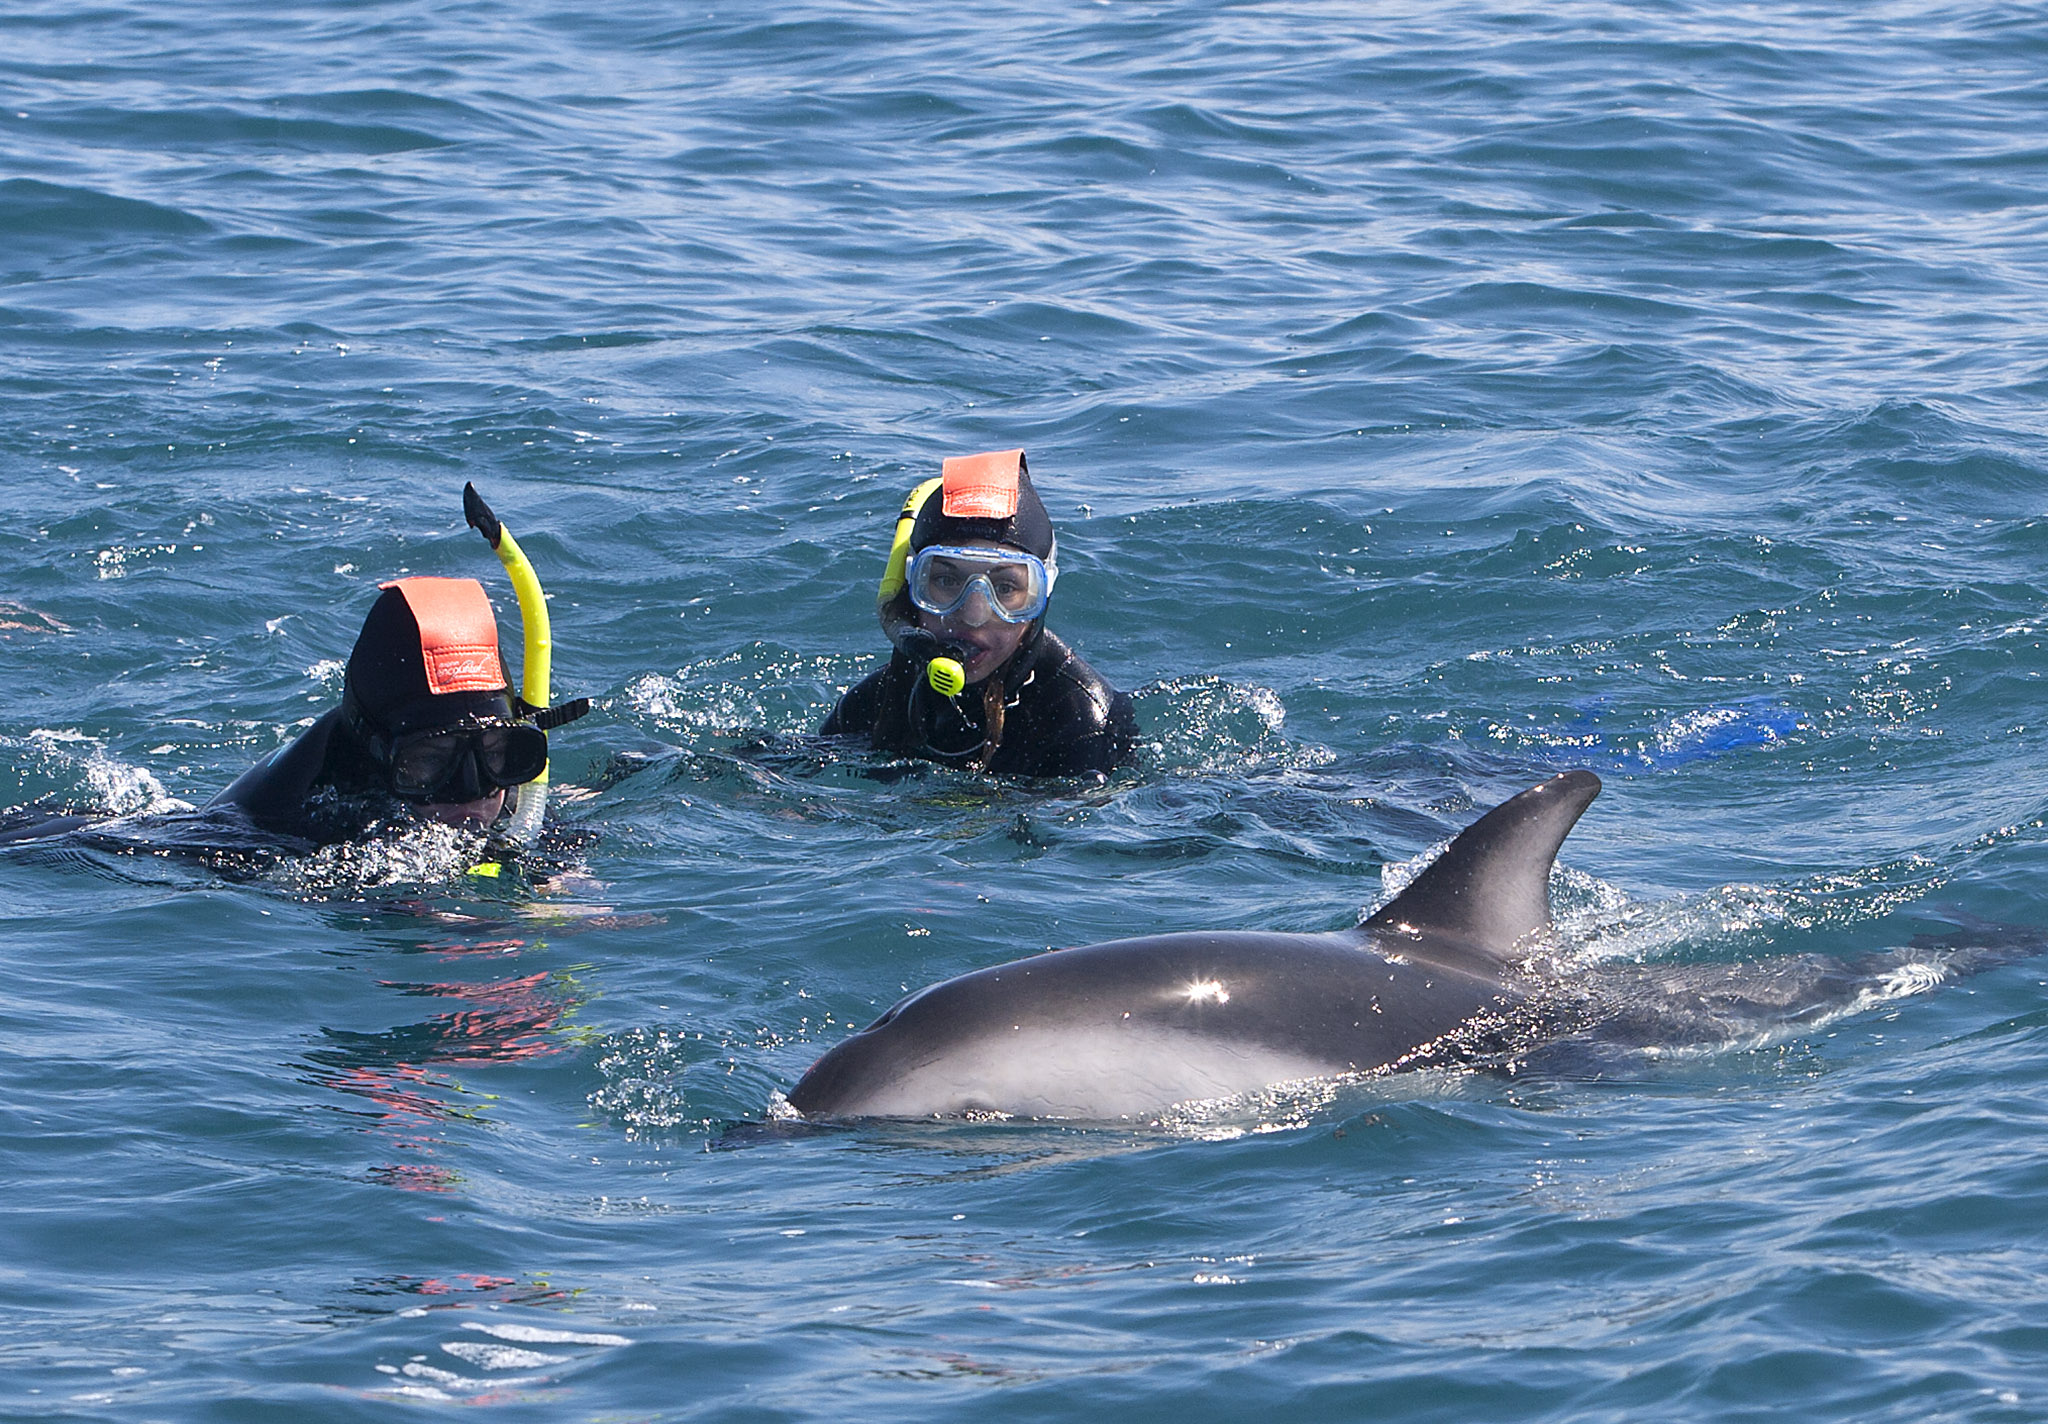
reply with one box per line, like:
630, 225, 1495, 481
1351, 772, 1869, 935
7, 0, 2048, 1417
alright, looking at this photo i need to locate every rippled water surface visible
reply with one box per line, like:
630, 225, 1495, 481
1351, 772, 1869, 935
7, 1, 2048, 1418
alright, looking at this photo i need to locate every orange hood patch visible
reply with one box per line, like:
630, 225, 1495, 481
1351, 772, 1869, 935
380, 577, 505, 695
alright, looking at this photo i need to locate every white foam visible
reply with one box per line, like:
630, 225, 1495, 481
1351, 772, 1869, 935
463, 1321, 631, 1347
440, 1339, 562, 1370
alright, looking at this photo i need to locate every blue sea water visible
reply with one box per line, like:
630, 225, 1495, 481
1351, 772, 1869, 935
7, 0, 2048, 1417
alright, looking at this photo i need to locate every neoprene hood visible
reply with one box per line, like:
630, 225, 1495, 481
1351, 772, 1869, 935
342, 578, 514, 740
908, 450, 1055, 561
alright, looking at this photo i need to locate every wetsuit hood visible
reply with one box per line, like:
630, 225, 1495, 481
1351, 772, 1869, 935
341, 578, 515, 739
904, 449, 1058, 673
908, 449, 1055, 563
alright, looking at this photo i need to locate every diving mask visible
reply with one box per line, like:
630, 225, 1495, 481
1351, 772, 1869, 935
907, 545, 1055, 626
387, 718, 549, 801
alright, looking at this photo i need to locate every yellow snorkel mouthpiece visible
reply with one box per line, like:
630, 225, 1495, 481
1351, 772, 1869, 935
926, 657, 966, 697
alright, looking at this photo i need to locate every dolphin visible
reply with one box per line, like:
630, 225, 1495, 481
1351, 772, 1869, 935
786, 770, 1606, 1120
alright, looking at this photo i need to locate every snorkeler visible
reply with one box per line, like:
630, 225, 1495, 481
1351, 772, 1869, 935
211, 486, 586, 847
0, 487, 584, 855
210, 577, 561, 843
822, 449, 1136, 776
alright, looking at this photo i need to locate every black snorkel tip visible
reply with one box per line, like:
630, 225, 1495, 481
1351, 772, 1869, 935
462, 482, 502, 549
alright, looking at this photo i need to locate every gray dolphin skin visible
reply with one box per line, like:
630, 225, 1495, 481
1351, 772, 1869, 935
787, 770, 1604, 1120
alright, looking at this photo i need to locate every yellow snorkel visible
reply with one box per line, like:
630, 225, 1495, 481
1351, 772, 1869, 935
876, 476, 967, 696
876, 477, 942, 618
463, 482, 587, 848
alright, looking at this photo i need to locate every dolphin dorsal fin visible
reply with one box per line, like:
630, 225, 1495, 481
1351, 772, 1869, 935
1365, 771, 1601, 962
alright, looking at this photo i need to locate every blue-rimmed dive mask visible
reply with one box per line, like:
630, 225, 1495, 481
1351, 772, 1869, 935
907, 544, 1056, 627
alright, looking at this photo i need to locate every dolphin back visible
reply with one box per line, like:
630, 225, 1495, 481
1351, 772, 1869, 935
1364, 770, 1600, 961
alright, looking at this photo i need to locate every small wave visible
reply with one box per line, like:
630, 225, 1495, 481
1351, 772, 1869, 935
1546, 852, 1948, 974
0, 179, 211, 245
45, 103, 457, 155
1, 731, 185, 817
1135, 674, 1328, 776
622, 645, 864, 739
371, 1313, 632, 1402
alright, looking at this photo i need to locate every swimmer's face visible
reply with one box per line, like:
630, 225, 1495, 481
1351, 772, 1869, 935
917, 603, 1029, 685
419, 789, 505, 829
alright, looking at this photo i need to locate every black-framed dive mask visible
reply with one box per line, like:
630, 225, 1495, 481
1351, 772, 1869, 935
386, 718, 548, 802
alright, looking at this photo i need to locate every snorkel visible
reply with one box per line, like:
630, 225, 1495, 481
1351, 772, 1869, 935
463, 482, 587, 847
877, 476, 972, 697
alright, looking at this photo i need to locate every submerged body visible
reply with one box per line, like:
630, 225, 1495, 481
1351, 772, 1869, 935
822, 628, 1136, 778
789, 770, 1602, 1120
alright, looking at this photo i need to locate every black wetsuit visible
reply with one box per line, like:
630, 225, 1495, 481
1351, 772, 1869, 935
823, 629, 1137, 777
0, 711, 392, 853
206, 708, 399, 846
